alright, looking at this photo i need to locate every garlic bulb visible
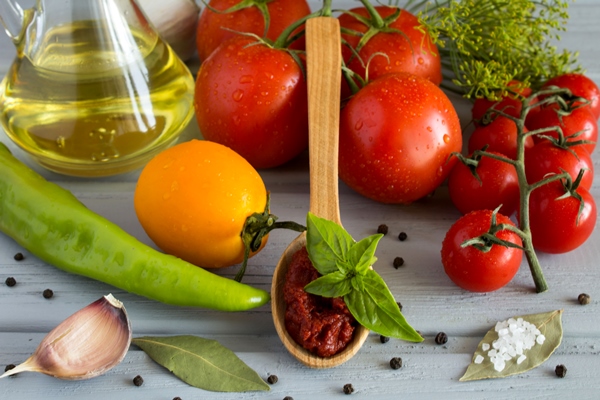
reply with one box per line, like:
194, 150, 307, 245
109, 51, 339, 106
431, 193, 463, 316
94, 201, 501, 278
138, 0, 200, 61
0, 294, 132, 380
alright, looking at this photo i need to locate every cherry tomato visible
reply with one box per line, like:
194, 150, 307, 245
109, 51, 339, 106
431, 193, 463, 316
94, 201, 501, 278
195, 0, 311, 62
448, 151, 520, 216
525, 140, 594, 191
526, 104, 598, 154
541, 73, 600, 119
471, 81, 533, 124
441, 209, 523, 292
338, 6, 441, 98
194, 35, 308, 169
527, 180, 597, 254
468, 116, 534, 160
338, 72, 462, 204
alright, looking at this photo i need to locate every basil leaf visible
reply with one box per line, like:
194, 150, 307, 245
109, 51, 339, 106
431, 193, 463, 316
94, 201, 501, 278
347, 234, 382, 275
344, 270, 423, 342
336, 258, 353, 275
304, 271, 352, 298
351, 275, 365, 292
132, 336, 269, 392
306, 212, 354, 274
460, 310, 563, 382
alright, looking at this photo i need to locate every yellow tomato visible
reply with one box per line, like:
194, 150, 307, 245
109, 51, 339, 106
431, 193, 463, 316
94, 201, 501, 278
134, 139, 268, 268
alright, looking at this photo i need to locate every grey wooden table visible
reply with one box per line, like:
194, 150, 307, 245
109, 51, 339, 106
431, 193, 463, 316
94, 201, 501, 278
1, 1, 599, 399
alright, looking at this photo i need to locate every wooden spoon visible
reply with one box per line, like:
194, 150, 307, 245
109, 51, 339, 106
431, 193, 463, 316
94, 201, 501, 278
271, 17, 369, 369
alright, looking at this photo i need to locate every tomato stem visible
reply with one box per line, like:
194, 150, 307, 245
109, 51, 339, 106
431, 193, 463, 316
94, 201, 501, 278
236, 192, 306, 282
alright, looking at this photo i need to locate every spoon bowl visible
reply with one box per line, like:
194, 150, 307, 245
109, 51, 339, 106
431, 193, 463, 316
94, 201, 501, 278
270, 17, 369, 369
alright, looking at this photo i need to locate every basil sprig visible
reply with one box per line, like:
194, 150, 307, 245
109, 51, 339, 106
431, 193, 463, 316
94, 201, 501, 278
304, 212, 423, 342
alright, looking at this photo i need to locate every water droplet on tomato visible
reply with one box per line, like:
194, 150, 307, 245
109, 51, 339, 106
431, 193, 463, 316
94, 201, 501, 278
239, 75, 253, 84
443, 134, 450, 144
355, 120, 364, 131
232, 89, 244, 102
418, 57, 424, 65
426, 126, 433, 132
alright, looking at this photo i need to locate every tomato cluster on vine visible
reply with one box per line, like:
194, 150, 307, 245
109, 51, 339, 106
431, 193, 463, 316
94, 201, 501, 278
443, 73, 598, 293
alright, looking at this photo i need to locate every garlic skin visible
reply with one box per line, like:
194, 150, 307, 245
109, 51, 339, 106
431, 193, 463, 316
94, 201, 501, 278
138, 0, 200, 62
0, 294, 132, 380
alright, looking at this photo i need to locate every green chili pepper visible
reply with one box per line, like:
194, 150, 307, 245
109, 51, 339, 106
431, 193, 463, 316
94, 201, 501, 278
0, 143, 270, 311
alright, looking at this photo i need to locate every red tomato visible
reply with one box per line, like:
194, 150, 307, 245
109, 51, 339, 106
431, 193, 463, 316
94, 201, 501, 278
194, 36, 308, 169
468, 116, 534, 160
338, 72, 462, 204
525, 140, 594, 191
527, 180, 597, 254
526, 104, 598, 154
441, 209, 523, 292
195, 0, 311, 62
448, 151, 520, 216
471, 81, 533, 124
338, 6, 441, 94
541, 73, 600, 119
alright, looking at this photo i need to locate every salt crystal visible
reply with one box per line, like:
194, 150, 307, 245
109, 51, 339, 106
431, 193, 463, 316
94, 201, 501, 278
517, 354, 527, 364
474, 355, 484, 364
494, 359, 506, 372
482, 343, 490, 351
536, 334, 546, 345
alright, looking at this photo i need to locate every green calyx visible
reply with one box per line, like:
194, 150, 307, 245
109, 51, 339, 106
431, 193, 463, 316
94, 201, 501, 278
236, 192, 306, 282
303, 212, 423, 342
461, 207, 525, 253
202, 0, 275, 39
342, 0, 409, 55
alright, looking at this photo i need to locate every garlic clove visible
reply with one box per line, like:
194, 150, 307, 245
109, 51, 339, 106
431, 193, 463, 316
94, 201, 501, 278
1, 294, 132, 380
138, 0, 200, 62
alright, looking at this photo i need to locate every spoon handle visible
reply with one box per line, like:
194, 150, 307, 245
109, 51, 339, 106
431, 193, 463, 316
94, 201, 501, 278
306, 17, 342, 225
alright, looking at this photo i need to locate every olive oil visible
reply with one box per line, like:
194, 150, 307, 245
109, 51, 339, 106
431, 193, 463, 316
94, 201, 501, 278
0, 20, 195, 177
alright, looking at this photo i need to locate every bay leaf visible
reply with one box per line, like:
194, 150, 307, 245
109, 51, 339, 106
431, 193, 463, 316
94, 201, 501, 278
132, 335, 269, 392
460, 310, 563, 382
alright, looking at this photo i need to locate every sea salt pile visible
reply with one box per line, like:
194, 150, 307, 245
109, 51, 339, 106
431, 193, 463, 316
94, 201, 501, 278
474, 317, 546, 372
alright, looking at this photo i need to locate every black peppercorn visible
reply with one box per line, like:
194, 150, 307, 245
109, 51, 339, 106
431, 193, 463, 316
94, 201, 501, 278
397, 301, 403, 311
283, 397, 294, 400
42, 288, 54, 299
133, 375, 144, 386
267, 374, 278, 384
435, 332, 448, 345
5, 277, 16, 287
343, 383, 354, 394
393, 257, 404, 269
13, 253, 24, 261
578, 293, 591, 305
398, 232, 408, 241
380, 335, 390, 343
173, 397, 182, 400
4, 364, 15, 372
389, 357, 403, 370
377, 224, 389, 235
555, 364, 567, 378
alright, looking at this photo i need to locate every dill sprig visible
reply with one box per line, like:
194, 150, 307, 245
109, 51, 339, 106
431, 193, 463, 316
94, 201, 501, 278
392, 0, 581, 100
